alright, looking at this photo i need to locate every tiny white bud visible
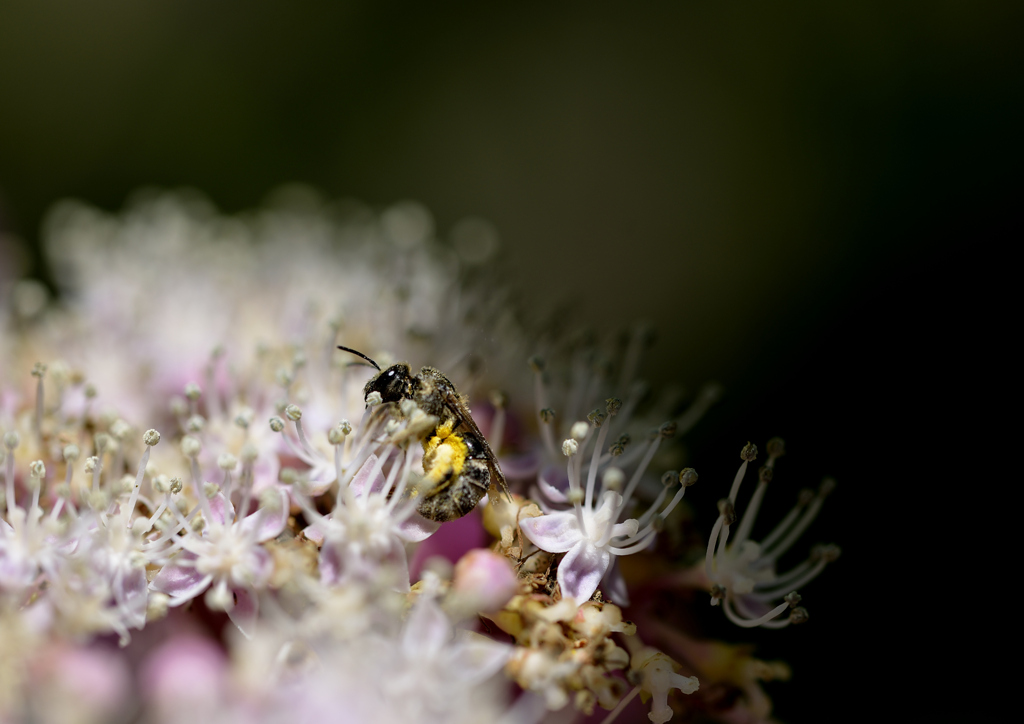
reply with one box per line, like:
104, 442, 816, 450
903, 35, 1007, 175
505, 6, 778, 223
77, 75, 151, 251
143, 429, 161, 446
217, 453, 238, 471
203, 482, 220, 499
205, 582, 232, 611
399, 398, 417, 416
84, 456, 99, 473
339, 419, 352, 435
285, 404, 302, 421
169, 397, 188, 417
240, 442, 259, 463
63, 444, 81, 462
366, 391, 383, 407
562, 439, 579, 457
328, 427, 344, 445
181, 436, 202, 458
169, 477, 183, 495
602, 467, 626, 492
385, 419, 400, 436
269, 416, 285, 433
190, 515, 206, 532
275, 368, 294, 387
258, 488, 282, 512
110, 419, 131, 440
120, 474, 135, 494
131, 512, 150, 536
153, 475, 170, 494
567, 488, 585, 505
88, 489, 109, 509
234, 406, 254, 429
3, 431, 18, 451
147, 592, 169, 621
570, 421, 589, 441
30, 460, 46, 478
31, 362, 47, 378
184, 383, 202, 401
186, 414, 206, 432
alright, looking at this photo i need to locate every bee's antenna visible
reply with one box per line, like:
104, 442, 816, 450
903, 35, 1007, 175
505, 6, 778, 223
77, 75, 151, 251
337, 345, 382, 371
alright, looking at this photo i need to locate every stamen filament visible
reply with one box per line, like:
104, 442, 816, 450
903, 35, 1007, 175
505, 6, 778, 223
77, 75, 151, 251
614, 438, 660, 521
705, 515, 724, 581
760, 497, 824, 563
599, 685, 642, 724
385, 451, 415, 513
722, 594, 789, 628
608, 530, 657, 555
122, 446, 151, 525
585, 422, 612, 510
728, 460, 749, 505
732, 479, 767, 548
752, 559, 827, 600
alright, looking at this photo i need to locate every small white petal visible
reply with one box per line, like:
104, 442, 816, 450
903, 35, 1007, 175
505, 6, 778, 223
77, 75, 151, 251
520, 512, 583, 554
557, 540, 611, 603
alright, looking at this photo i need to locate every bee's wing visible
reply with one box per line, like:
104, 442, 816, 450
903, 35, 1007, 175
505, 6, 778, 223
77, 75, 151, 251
438, 385, 513, 503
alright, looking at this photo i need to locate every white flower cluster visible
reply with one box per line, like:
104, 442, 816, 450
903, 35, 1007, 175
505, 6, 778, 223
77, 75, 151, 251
0, 189, 838, 724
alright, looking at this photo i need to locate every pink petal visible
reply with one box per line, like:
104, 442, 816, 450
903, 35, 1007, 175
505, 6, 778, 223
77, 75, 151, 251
387, 538, 412, 592
402, 596, 451, 660
240, 487, 288, 542
557, 540, 610, 603
349, 454, 386, 497
536, 465, 569, 503
209, 493, 234, 525
226, 586, 259, 639
151, 554, 213, 604
140, 635, 228, 706
114, 566, 149, 629
398, 510, 441, 543
302, 522, 325, 546
318, 541, 343, 586
520, 512, 582, 553
450, 634, 512, 683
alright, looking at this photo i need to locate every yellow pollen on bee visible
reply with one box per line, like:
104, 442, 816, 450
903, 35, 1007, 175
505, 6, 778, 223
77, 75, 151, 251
422, 432, 468, 486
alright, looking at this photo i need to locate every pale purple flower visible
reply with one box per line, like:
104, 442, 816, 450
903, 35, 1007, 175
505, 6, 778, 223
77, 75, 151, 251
296, 408, 441, 589
521, 401, 699, 604
150, 436, 288, 637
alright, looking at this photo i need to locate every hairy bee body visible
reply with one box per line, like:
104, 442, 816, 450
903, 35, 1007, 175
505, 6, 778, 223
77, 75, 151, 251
362, 362, 508, 522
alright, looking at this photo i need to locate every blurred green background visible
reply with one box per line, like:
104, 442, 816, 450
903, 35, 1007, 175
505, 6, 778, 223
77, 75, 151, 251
0, 1, 1017, 721
1, 0, 1013, 388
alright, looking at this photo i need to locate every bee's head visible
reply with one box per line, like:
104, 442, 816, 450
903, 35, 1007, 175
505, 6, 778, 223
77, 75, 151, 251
364, 362, 413, 405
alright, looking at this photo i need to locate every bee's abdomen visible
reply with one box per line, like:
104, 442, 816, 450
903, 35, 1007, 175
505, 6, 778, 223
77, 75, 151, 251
418, 430, 491, 522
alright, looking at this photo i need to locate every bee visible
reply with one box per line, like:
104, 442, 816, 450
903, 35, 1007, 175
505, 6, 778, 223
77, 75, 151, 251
338, 345, 511, 522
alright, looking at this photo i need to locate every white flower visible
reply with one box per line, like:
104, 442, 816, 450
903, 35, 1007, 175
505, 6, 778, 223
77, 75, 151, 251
705, 439, 839, 628
521, 406, 699, 604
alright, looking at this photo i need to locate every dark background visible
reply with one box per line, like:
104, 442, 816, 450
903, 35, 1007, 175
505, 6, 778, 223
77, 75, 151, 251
0, 1, 1017, 721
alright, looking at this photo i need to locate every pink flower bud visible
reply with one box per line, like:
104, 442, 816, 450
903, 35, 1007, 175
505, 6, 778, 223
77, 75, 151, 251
452, 549, 518, 614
